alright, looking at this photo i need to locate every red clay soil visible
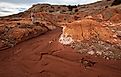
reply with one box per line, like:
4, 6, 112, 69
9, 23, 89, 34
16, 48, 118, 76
0, 27, 121, 77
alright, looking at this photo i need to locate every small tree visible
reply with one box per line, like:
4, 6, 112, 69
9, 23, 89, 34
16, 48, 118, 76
111, 0, 121, 6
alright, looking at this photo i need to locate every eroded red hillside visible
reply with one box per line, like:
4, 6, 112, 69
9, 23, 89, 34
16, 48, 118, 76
0, 0, 121, 77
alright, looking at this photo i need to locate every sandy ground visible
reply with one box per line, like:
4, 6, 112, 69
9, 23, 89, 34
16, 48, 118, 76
0, 27, 121, 77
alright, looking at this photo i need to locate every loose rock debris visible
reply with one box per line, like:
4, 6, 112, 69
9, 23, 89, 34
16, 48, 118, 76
80, 58, 96, 68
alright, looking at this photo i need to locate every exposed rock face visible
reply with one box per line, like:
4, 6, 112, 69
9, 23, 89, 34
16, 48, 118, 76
59, 19, 119, 45
59, 29, 74, 45
0, 22, 49, 50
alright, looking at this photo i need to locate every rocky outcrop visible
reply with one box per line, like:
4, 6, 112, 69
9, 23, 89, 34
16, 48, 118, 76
59, 19, 120, 45
0, 22, 49, 50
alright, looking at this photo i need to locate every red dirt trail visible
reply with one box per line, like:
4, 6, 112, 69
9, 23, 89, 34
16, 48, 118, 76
0, 27, 121, 77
